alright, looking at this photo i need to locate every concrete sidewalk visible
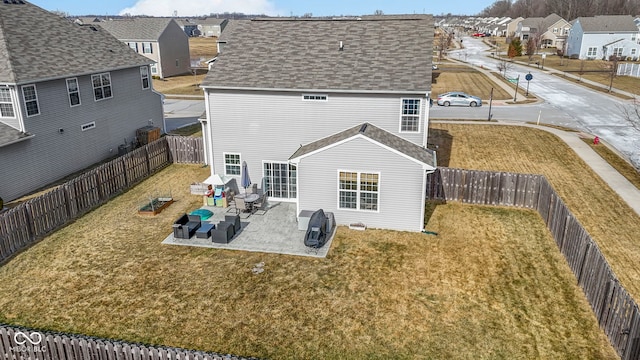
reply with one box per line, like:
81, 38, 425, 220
433, 120, 640, 217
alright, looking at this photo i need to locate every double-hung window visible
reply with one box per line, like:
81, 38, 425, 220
142, 42, 153, 54
66, 78, 81, 106
21, 85, 39, 117
613, 47, 624, 57
140, 66, 150, 89
92, 73, 112, 101
339, 171, 379, 211
127, 42, 138, 52
0, 88, 15, 118
400, 98, 421, 132
587, 47, 597, 57
224, 153, 241, 176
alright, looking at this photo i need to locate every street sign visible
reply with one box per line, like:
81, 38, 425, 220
508, 78, 518, 83
525, 73, 533, 81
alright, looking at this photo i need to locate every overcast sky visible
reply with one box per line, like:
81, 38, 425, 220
29, 0, 495, 17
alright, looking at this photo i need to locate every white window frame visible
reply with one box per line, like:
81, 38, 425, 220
142, 42, 153, 54
66, 78, 81, 107
302, 94, 328, 101
91, 72, 112, 101
127, 42, 138, 52
0, 87, 15, 118
21, 84, 39, 117
337, 170, 380, 212
140, 66, 150, 90
613, 47, 624, 57
553, 28, 558, 33
81, 121, 96, 131
223, 152, 241, 176
587, 47, 597, 57
632, 48, 637, 56
150, 63, 158, 75
399, 98, 421, 133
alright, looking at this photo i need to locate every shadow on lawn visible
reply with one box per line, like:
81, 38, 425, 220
427, 128, 453, 167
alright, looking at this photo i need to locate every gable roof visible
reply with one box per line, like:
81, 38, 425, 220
577, 15, 639, 32
202, 15, 434, 93
96, 18, 176, 41
289, 122, 436, 168
0, 1, 151, 84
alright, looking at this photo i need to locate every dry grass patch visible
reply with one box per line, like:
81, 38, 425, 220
151, 73, 206, 95
430, 123, 640, 301
432, 70, 512, 100
189, 37, 218, 58
581, 138, 640, 189
0, 170, 617, 358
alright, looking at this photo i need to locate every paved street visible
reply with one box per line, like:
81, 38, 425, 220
162, 99, 205, 132
437, 37, 640, 169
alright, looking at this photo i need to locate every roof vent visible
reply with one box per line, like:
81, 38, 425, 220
359, 123, 368, 133
89, 26, 98, 31
339, 41, 344, 51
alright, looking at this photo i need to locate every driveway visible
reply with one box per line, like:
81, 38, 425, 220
441, 37, 640, 169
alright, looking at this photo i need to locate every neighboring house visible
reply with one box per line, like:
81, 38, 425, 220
0, 0, 163, 202
200, 16, 437, 232
176, 18, 200, 37
566, 15, 640, 60
506, 17, 524, 38
540, 15, 571, 49
97, 18, 191, 78
198, 18, 228, 37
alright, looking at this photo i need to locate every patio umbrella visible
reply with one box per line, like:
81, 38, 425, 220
241, 161, 251, 191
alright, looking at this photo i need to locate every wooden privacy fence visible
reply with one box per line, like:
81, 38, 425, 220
0, 326, 251, 360
0, 136, 204, 264
426, 167, 640, 360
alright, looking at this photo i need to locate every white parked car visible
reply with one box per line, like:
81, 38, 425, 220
436, 92, 482, 107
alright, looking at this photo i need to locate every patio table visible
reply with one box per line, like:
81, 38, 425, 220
196, 222, 215, 239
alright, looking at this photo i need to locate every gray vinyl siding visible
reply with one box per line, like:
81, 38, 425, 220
296, 137, 425, 232
207, 90, 427, 191
0, 66, 163, 201
158, 22, 191, 78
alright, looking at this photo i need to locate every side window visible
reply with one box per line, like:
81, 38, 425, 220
21, 85, 39, 117
66, 78, 81, 107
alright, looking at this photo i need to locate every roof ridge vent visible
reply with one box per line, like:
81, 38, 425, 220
359, 123, 368, 133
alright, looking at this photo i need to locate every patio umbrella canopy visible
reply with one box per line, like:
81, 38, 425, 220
241, 161, 251, 190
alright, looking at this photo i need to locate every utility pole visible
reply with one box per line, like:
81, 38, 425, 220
487, 87, 494, 121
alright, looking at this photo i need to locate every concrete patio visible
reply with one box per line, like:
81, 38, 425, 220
162, 202, 335, 258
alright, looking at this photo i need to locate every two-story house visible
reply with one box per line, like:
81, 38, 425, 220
97, 18, 191, 78
0, 0, 164, 202
566, 15, 640, 60
200, 16, 437, 232
198, 18, 228, 37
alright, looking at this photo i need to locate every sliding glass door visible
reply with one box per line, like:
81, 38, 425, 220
263, 162, 297, 200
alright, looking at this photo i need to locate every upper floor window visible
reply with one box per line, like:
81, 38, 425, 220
0, 88, 15, 118
21, 85, 39, 117
302, 94, 328, 101
400, 98, 421, 132
587, 47, 597, 57
127, 42, 138, 52
632, 33, 637, 42
66, 78, 81, 107
91, 73, 112, 101
224, 153, 241, 176
140, 66, 150, 89
142, 42, 153, 54
553, 28, 558, 33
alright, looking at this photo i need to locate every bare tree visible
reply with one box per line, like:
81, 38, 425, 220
497, 58, 514, 77
526, 38, 537, 62
374, 9, 384, 15
619, 98, 640, 132
436, 30, 454, 61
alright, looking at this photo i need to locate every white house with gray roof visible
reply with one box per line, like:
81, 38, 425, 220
200, 16, 437, 232
97, 18, 190, 78
0, 0, 164, 202
566, 15, 640, 60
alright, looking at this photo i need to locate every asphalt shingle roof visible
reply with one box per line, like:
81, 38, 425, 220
96, 18, 174, 41
0, 122, 33, 148
0, 1, 151, 84
577, 15, 639, 32
289, 122, 436, 167
202, 15, 434, 93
